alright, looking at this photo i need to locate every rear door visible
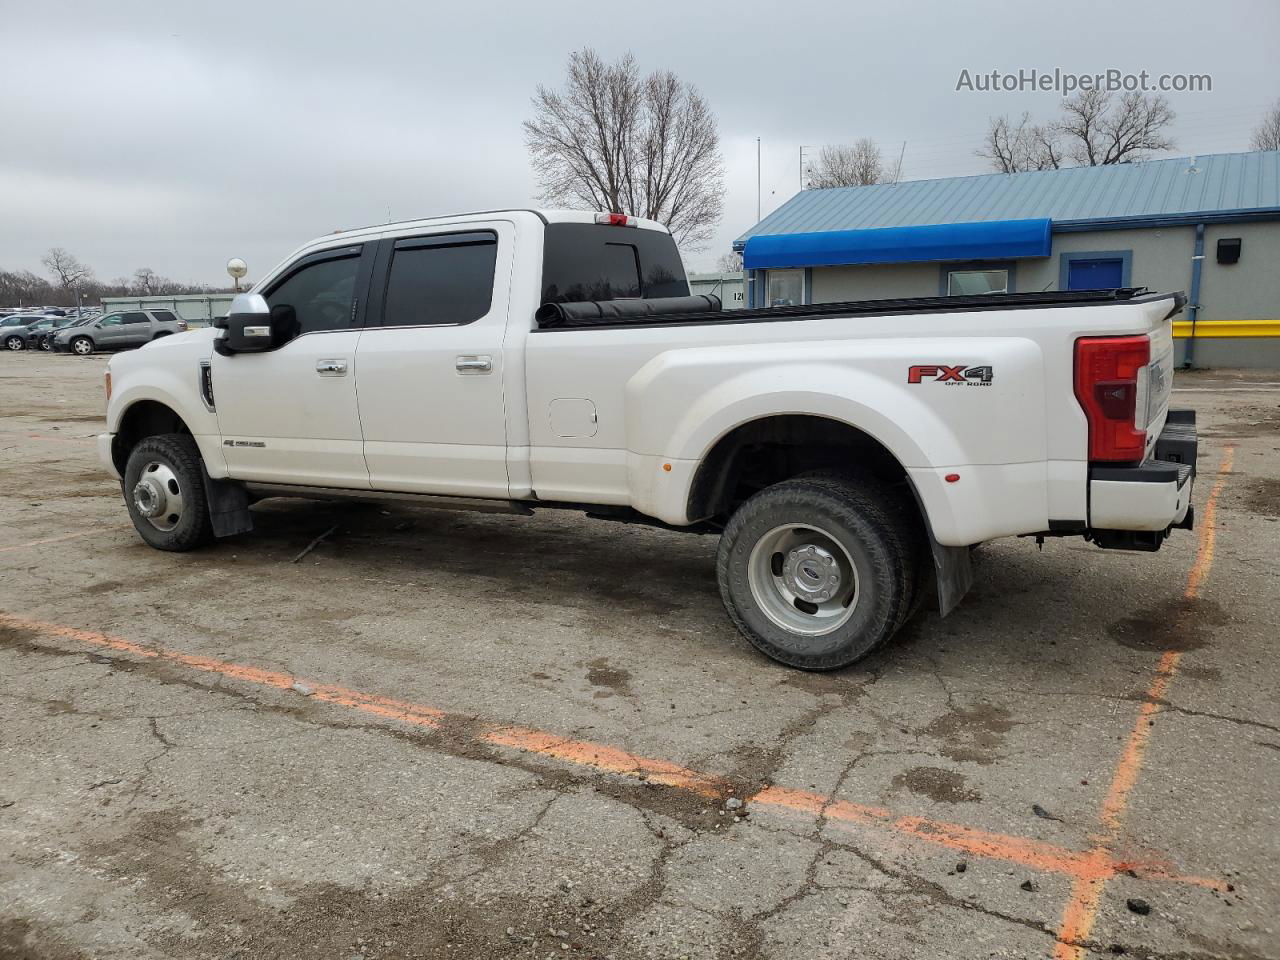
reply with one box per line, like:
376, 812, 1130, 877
354, 223, 512, 497
119, 311, 153, 346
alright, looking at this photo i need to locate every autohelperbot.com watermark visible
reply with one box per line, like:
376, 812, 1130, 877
955, 68, 1212, 95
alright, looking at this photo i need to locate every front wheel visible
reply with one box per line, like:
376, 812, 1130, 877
123, 434, 214, 551
39, 336, 52, 351
716, 474, 920, 670
70, 336, 94, 356
4, 335, 24, 351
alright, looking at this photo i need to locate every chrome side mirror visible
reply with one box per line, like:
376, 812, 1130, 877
214, 293, 273, 354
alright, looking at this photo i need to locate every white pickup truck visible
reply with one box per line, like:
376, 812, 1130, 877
99, 209, 1196, 670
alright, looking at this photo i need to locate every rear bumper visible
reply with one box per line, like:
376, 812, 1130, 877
1087, 410, 1197, 549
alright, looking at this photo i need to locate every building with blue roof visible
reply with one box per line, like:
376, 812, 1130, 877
733, 150, 1280, 366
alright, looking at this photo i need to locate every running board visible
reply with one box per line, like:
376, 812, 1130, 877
244, 483, 535, 515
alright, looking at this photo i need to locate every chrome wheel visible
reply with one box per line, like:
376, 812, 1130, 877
131, 462, 185, 532
71, 338, 92, 355
39, 337, 51, 351
4, 336, 23, 351
747, 523, 860, 636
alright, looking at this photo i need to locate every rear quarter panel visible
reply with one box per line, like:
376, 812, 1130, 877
523, 298, 1177, 543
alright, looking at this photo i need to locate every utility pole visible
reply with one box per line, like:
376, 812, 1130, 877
747, 136, 757, 224
799, 145, 813, 191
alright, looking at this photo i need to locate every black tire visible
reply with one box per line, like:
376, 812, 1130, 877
4, 335, 24, 351
70, 336, 94, 356
122, 434, 214, 551
716, 474, 920, 670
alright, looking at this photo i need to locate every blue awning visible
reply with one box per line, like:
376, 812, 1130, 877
742, 218, 1053, 269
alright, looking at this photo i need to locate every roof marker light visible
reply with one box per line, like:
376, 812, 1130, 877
595, 212, 634, 227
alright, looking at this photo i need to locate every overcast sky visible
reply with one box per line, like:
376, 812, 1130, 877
3, 0, 1277, 284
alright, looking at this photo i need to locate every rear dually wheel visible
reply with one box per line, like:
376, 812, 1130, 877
717, 473, 920, 670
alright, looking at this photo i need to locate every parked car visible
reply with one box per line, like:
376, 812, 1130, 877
51, 309, 187, 356
21, 315, 81, 350
98, 209, 1196, 670
2, 315, 49, 350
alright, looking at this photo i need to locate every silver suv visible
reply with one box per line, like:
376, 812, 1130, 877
51, 309, 187, 356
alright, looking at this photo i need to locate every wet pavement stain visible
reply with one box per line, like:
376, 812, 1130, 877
587, 657, 634, 698
921, 703, 1015, 765
1107, 596, 1230, 653
892, 766, 981, 804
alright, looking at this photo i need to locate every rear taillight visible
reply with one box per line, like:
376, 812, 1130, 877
178, 320, 188, 331
594, 212, 635, 226
1074, 335, 1150, 462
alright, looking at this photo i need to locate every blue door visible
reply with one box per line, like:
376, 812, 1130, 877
1067, 258, 1124, 290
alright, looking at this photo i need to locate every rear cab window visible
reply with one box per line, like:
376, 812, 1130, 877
540, 223, 688, 304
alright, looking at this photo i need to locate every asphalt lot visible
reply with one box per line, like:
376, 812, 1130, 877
1, 351, 1277, 960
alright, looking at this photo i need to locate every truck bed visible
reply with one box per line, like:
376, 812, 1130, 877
534, 287, 1182, 330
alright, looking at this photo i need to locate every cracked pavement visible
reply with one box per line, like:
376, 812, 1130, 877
1, 353, 1278, 959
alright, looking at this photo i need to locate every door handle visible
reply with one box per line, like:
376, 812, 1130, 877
455, 355, 492, 374
316, 359, 348, 376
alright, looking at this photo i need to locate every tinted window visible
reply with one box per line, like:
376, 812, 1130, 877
541, 223, 688, 304
122, 312, 150, 324
381, 234, 496, 327
266, 253, 361, 336
151, 310, 177, 323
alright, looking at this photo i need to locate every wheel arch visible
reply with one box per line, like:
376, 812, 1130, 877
687, 413, 914, 522
110, 399, 193, 476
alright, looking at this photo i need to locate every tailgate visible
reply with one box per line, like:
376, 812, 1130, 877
1138, 299, 1177, 460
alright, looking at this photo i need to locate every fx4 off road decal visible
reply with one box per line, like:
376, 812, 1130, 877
907, 364, 994, 386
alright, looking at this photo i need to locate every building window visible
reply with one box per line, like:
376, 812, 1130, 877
766, 269, 805, 306
1058, 250, 1133, 291
946, 269, 1009, 296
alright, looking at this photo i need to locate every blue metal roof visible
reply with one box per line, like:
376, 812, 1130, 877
735, 151, 1280, 249
743, 219, 1051, 269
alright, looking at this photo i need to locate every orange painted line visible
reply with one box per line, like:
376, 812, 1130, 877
0, 614, 444, 729
0, 529, 104, 554
0, 610, 1221, 892
0, 429, 95, 445
1052, 446, 1235, 959
753, 785, 1101, 878
484, 725, 725, 797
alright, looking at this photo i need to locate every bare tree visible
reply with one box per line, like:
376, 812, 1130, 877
979, 91, 1175, 172
524, 49, 724, 248
1058, 90, 1175, 165
807, 139, 885, 188
1251, 99, 1280, 151
41, 247, 94, 289
978, 113, 1064, 172
714, 251, 743, 273
133, 267, 158, 296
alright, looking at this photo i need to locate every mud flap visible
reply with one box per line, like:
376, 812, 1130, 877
904, 478, 973, 617
201, 469, 253, 538
930, 541, 974, 617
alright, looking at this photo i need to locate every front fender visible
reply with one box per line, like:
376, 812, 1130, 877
107, 333, 228, 477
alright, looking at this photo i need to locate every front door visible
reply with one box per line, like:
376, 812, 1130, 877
92, 313, 128, 347
211, 244, 375, 488
355, 226, 511, 498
